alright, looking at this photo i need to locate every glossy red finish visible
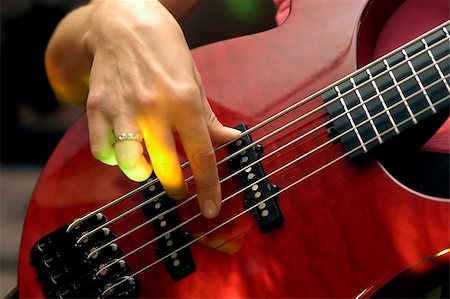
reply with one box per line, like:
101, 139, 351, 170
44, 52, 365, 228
18, 0, 450, 298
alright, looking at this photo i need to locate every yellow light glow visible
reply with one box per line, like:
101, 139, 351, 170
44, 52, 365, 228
138, 119, 186, 194
122, 163, 152, 182
45, 61, 89, 106
149, 153, 185, 191
434, 248, 450, 258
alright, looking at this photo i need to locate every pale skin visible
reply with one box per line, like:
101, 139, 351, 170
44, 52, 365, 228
45, 0, 240, 218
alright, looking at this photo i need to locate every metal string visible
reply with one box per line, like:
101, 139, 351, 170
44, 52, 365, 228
94, 73, 450, 275
102, 92, 450, 296
56, 22, 450, 294
78, 48, 450, 244
67, 21, 449, 233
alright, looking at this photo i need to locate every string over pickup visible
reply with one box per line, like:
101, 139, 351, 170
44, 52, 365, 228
142, 174, 196, 281
228, 124, 284, 233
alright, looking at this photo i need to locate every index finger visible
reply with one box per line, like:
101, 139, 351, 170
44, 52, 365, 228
176, 116, 221, 219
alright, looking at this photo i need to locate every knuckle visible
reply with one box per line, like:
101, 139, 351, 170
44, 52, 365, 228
197, 177, 219, 193
135, 89, 158, 109
135, 88, 152, 102
190, 148, 216, 170
137, 94, 158, 111
86, 91, 106, 112
169, 81, 201, 106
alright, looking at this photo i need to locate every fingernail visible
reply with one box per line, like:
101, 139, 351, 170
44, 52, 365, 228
202, 200, 218, 219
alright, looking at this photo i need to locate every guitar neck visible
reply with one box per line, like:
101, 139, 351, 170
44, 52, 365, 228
323, 21, 450, 159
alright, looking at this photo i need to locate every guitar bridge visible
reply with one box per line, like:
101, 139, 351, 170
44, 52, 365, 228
29, 214, 138, 298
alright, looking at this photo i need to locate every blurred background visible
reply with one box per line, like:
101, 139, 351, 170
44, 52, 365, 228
0, 0, 276, 296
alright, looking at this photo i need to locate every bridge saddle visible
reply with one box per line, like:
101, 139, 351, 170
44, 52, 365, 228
29, 213, 138, 298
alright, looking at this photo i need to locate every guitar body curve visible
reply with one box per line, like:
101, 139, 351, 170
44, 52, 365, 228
18, 0, 449, 298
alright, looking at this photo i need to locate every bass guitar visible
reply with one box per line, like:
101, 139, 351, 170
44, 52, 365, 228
18, 0, 450, 297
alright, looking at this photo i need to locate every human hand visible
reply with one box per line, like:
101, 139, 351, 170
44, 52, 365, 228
83, 0, 239, 218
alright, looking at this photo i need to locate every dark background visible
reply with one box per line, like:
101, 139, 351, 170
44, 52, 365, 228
0, 0, 276, 295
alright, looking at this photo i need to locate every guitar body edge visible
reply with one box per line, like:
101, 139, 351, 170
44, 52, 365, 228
18, 0, 450, 298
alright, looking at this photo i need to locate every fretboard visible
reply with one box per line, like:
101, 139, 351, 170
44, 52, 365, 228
322, 21, 450, 160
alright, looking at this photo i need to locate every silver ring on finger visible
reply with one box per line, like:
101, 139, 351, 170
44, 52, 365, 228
114, 132, 143, 143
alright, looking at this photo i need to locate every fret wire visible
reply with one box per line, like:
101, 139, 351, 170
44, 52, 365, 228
100, 71, 450, 294
421, 29, 450, 94
81, 51, 450, 244
334, 85, 368, 153
95, 65, 450, 267
350, 77, 383, 144
103, 93, 450, 297
383, 59, 418, 124
366, 69, 400, 133
91, 56, 450, 260
68, 23, 450, 235
401, 49, 437, 113
365, 69, 400, 134
82, 51, 450, 247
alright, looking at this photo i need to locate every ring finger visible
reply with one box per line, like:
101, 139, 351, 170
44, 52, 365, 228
139, 117, 188, 199
113, 117, 152, 182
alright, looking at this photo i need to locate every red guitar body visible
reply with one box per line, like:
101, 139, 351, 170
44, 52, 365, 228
18, 0, 449, 297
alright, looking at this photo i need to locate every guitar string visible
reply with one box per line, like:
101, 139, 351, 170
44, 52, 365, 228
66, 22, 449, 233
93, 73, 450, 276
86, 56, 450, 258
64, 25, 448, 288
68, 31, 450, 237
101, 93, 450, 296
67, 28, 450, 287
78, 47, 450, 245
82, 51, 450, 251
95, 73, 450, 273
78, 59, 450, 276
